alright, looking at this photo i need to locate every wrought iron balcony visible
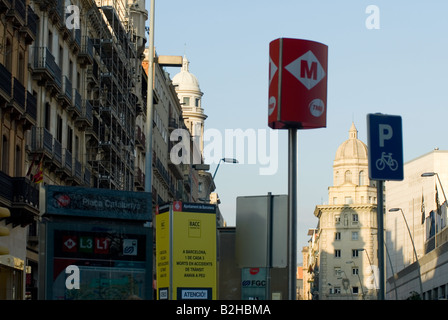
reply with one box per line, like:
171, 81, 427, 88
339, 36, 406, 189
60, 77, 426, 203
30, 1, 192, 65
0, 62, 12, 103
6, 0, 25, 27
78, 36, 94, 67
0, 171, 39, 227
33, 47, 62, 95
75, 99, 93, 129
58, 76, 72, 108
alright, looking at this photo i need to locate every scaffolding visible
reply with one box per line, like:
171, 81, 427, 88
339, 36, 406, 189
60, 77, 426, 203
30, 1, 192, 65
85, 0, 139, 190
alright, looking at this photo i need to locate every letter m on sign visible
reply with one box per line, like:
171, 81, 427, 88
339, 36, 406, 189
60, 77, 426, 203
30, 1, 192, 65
301, 60, 317, 80
285, 50, 326, 90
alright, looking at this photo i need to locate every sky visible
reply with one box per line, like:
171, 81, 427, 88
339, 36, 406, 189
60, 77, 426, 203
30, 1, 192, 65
145, 0, 448, 263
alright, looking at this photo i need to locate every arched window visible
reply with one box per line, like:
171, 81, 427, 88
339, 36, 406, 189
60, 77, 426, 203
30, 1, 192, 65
344, 170, 352, 183
359, 170, 365, 186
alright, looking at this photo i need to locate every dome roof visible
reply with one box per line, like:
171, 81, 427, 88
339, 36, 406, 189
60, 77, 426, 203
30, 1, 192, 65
334, 123, 368, 161
172, 56, 201, 92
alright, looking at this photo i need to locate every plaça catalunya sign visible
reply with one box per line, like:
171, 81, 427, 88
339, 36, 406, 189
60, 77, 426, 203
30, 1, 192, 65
268, 38, 328, 130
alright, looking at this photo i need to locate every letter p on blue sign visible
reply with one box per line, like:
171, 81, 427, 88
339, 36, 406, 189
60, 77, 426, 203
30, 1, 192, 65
367, 113, 403, 181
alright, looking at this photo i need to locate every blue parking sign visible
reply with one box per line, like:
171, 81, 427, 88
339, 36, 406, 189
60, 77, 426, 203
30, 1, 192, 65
367, 113, 403, 181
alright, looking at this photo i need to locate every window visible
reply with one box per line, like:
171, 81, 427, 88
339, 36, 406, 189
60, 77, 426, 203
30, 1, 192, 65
352, 214, 359, 223
18, 52, 25, 83
5, 38, 12, 73
67, 127, 73, 153
334, 267, 341, 276
352, 231, 359, 241
195, 98, 200, 107
345, 170, 352, 183
335, 214, 341, 224
359, 170, 365, 185
330, 287, 341, 294
352, 267, 359, 275
182, 97, 190, 106
57, 115, 63, 142
335, 232, 341, 241
352, 249, 359, 258
352, 286, 359, 294
45, 103, 51, 130
335, 249, 341, 258
345, 196, 353, 204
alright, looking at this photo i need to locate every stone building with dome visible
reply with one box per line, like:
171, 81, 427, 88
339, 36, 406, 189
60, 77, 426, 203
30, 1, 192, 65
311, 123, 380, 300
171, 57, 220, 208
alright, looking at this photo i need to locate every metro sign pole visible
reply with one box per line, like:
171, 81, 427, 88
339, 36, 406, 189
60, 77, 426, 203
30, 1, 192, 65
269, 38, 328, 300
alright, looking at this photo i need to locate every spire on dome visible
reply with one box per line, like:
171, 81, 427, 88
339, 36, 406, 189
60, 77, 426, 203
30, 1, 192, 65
349, 122, 358, 139
181, 56, 189, 72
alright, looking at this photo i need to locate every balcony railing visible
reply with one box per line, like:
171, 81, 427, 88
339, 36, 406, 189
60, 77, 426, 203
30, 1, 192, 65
30, 127, 53, 155
53, 139, 62, 165
0, 171, 39, 227
0, 63, 12, 100
11, 77, 25, 113
25, 91, 37, 121
7, 0, 26, 26
33, 47, 62, 90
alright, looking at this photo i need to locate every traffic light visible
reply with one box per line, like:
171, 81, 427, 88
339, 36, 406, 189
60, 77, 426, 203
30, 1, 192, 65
0, 207, 10, 255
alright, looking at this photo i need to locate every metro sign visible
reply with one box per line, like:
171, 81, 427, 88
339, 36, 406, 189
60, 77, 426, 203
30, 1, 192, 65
284, 50, 326, 90
268, 38, 328, 130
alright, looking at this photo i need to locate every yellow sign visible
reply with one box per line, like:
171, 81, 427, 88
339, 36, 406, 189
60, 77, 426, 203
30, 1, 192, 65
155, 206, 170, 300
156, 202, 216, 300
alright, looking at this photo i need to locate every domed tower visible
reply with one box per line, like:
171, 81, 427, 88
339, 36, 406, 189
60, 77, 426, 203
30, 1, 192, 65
329, 122, 377, 205
172, 56, 207, 155
313, 123, 380, 300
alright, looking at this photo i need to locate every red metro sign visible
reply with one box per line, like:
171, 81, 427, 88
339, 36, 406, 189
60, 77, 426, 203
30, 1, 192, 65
268, 38, 328, 130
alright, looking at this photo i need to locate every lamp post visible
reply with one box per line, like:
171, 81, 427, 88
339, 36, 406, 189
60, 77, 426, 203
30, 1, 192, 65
389, 207, 423, 297
358, 248, 377, 294
145, 0, 155, 195
204, 158, 238, 202
421, 172, 447, 249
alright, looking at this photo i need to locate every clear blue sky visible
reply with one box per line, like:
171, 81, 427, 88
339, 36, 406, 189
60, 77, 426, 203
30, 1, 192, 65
146, 0, 448, 263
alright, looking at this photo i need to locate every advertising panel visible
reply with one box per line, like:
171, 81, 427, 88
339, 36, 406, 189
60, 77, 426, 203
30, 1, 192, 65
155, 202, 217, 300
40, 185, 153, 300
155, 204, 170, 300
46, 221, 152, 300
268, 38, 328, 130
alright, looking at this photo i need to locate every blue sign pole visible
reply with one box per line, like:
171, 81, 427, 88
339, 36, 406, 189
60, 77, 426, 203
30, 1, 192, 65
367, 113, 403, 300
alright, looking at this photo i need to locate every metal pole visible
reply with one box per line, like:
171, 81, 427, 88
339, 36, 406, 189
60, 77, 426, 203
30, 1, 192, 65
377, 180, 385, 300
266, 192, 273, 300
145, 0, 155, 195
288, 129, 297, 300
399, 208, 423, 297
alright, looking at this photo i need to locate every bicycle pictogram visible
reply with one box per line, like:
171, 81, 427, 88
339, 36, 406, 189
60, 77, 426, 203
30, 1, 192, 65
375, 152, 398, 171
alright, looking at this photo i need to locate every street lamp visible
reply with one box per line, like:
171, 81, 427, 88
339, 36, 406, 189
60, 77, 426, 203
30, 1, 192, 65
421, 172, 447, 203
358, 248, 377, 293
212, 158, 239, 180
204, 158, 238, 202
389, 207, 423, 297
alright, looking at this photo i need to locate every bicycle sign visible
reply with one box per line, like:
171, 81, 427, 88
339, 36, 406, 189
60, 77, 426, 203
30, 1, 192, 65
367, 114, 403, 181
375, 152, 398, 171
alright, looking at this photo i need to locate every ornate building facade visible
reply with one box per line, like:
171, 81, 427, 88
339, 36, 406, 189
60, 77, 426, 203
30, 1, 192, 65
312, 123, 379, 300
